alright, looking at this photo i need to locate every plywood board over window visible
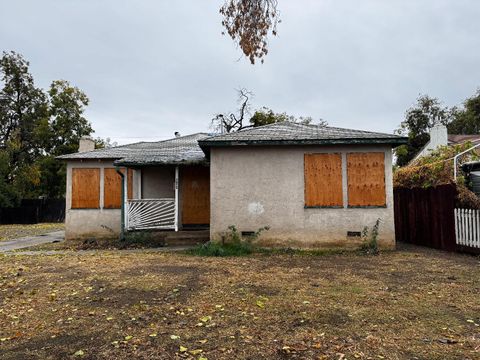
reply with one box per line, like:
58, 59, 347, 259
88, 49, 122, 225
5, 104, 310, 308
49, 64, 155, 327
71, 168, 100, 209
347, 152, 386, 207
104, 168, 133, 209
304, 153, 343, 207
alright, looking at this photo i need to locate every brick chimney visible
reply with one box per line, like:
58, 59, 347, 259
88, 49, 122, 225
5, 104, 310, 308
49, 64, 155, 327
78, 136, 95, 153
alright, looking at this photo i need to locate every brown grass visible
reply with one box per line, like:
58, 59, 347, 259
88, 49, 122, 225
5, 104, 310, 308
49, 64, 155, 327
0, 245, 479, 359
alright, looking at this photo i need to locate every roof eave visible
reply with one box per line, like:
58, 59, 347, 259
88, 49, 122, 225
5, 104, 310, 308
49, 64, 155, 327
113, 159, 209, 167
56, 155, 123, 161
199, 137, 408, 150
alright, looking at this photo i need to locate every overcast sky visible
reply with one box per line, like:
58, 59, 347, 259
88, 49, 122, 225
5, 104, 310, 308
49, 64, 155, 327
1, 0, 480, 144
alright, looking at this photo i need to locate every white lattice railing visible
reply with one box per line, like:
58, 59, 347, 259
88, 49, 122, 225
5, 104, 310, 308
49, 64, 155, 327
455, 208, 480, 249
127, 199, 176, 230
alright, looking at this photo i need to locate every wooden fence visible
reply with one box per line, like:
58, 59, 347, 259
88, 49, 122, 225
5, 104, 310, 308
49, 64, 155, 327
395, 185, 480, 254
394, 185, 457, 252
0, 199, 65, 224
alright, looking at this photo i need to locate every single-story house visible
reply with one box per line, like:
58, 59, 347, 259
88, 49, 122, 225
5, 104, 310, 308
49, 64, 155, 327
58, 122, 407, 249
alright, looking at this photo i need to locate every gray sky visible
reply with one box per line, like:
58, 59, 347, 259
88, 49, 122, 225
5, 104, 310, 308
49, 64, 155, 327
1, 0, 479, 144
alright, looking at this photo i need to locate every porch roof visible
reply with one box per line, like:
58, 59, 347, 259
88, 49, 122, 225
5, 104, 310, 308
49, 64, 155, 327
58, 133, 211, 166
198, 121, 407, 150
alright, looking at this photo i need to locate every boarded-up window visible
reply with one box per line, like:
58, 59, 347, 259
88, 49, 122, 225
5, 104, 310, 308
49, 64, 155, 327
71, 168, 100, 209
304, 153, 343, 207
103, 168, 133, 209
347, 152, 386, 207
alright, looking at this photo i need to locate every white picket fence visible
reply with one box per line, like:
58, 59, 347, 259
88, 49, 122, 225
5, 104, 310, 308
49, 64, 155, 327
454, 208, 480, 249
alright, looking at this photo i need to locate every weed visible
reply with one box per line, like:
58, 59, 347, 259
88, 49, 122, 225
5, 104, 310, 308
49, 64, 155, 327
187, 225, 269, 257
359, 218, 381, 255
121, 231, 160, 249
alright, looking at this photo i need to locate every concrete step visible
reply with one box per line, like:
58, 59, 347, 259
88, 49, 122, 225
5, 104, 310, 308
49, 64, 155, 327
164, 230, 210, 246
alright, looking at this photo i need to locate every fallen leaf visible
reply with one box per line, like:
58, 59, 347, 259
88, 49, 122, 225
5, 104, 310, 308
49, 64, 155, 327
179, 345, 188, 352
256, 300, 265, 308
200, 316, 212, 323
73, 350, 85, 357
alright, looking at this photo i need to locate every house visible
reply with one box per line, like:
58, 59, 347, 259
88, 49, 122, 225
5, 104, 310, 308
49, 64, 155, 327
413, 124, 480, 161
58, 122, 407, 249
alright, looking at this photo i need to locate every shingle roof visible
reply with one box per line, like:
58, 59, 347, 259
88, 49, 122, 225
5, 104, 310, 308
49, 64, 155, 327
198, 122, 407, 149
58, 122, 406, 165
448, 134, 480, 145
57, 133, 211, 165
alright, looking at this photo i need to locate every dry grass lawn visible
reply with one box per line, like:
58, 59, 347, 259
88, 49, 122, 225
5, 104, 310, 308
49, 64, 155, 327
0, 245, 479, 359
0, 223, 64, 242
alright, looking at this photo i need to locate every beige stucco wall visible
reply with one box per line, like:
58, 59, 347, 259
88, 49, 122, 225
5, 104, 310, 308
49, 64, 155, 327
210, 145, 396, 249
65, 161, 182, 240
142, 167, 175, 198
65, 160, 123, 240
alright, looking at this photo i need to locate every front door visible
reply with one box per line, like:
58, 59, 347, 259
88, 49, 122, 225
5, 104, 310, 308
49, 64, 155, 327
181, 166, 210, 226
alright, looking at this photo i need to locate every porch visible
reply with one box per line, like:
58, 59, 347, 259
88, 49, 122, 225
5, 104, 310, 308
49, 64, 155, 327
122, 164, 210, 232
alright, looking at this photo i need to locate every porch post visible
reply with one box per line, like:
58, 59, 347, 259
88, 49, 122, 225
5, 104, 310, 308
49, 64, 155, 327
115, 167, 126, 240
124, 168, 128, 229
174, 166, 179, 232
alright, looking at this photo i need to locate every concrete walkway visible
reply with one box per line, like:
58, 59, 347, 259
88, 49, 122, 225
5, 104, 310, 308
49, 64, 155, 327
0, 230, 65, 252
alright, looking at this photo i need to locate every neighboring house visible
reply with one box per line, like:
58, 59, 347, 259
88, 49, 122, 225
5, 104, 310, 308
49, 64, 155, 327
58, 122, 407, 249
413, 125, 480, 161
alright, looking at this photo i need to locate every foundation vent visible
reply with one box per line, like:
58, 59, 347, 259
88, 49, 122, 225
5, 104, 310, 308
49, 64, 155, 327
347, 231, 361, 237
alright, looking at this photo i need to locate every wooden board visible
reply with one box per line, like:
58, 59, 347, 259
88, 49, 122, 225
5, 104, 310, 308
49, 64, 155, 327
347, 152, 386, 207
126, 168, 133, 200
104, 168, 133, 209
181, 166, 210, 225
71, 168, 100, 209
103, 168, 122, 208
304, 153, 343, 207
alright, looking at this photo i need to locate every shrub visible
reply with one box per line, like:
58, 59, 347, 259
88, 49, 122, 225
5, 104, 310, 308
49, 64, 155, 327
394, 142, 480, 209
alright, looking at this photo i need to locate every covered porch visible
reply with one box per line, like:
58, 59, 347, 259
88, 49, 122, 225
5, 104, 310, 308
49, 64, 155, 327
121, 164, 210, 232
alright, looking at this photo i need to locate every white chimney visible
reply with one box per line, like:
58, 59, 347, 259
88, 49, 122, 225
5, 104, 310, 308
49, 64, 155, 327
429, 124, 448, 149
78, 136, 95, 153
412, 124, 449, 162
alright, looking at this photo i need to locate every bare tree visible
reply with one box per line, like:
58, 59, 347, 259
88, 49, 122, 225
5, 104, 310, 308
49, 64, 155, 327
211, 88, 253, 133
220, 0, 280, 64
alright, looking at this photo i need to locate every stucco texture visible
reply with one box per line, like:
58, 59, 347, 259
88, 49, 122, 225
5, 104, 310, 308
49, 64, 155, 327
65, 161, 186, 240
209, 145, 396, 249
